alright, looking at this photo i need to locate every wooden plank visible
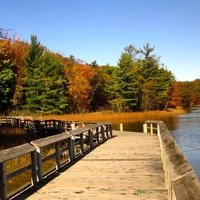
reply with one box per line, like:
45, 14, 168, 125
30, 133, 70, 148
31, 151, 37, 186
55, 142, 61, 170
173, 173, 200, 200
0, 144, 36, 162
19, 131, 168, 200
68, 126, 91, 136
157, 120, 200, 199
6, 165, 31, 180
0, 163, 7, 200
161, 129, 194, 179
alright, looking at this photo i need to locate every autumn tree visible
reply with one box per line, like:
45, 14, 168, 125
192, 79, 200, 105
0, 39, 15, 112
175, 80, 200, 107
89, 66, 110, 111
0, 31, 189, 114
177, 81, 192, 107
169, 81, 181, 107
10, 39, 29, 110
68, 64, 97, 113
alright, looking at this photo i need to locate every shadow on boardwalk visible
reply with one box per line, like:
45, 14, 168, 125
14, 131, 167, 200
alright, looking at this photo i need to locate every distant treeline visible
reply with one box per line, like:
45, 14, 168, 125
0, 32, 200, 114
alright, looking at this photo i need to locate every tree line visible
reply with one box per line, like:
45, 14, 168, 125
0, 33, 200, 114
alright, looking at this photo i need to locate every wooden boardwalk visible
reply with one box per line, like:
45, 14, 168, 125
16, 130, 168, 200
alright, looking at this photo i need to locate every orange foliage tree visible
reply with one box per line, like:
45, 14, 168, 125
10, 39, 29, 109
169, 81, 182, 107
68, 64, 97, 112
0, 39, 16, 111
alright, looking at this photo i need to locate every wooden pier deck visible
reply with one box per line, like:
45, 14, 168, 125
17, 130, 168, 200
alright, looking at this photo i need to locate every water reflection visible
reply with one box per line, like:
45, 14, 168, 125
112, 120, 144, 132
168, 107, 200, 179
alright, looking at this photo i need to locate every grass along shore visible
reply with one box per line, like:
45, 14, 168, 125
41, 107, 186, 123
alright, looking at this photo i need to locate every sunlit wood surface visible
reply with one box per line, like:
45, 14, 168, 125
19, 130, 167, 200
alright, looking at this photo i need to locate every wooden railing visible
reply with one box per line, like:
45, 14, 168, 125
143, 120, 200, 200
0, 122, 112, 200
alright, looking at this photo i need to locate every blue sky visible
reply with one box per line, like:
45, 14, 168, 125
1, 0, 200, 81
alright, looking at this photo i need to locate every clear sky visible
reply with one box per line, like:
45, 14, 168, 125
1, 0, 200, 81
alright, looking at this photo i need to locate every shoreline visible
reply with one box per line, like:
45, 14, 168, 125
42, 107, 186, 122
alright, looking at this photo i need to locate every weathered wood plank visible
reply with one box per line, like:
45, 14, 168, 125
19, 131, 168, 200
173, 173, 200, 199
161, 130, 194, 179
0, 143, 36, 162
156, 120, 200, 200
30, 133, 70, 148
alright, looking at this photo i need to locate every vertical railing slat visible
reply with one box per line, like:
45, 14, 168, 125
69, 137, 75, 161
31, 151, 37, 186
89, 129, 93, 149
36, 148, 43, 182
101, 125, 105, 141
55, 142, 61, 170
0, 163, 7, 200
80, 133, 84, 154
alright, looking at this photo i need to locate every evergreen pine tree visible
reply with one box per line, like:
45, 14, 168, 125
109, 45, 139, 111
23, 35, 70, 114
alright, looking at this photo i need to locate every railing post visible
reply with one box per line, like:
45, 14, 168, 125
96, 127, 100, 144
143, 123, 147, 133
36, 148, 43, 182
105, 124, 109, 138
110, 123, 113, 137
69, 137, 75, 161
80, 133, 84, 154
0, 163, 7, 200
71, 122, 76, 130
120, 123, 123, 131
157, 123, 165, 171
55, 142, 61, 170
150, 123, 153, 134
89, 129, 93, 149
101, 125, 106, 141
157, 123, 160, 135
30, 151, 37, 186
30, 143, 43, 182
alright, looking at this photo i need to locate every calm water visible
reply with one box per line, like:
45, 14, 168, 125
112, 107, 200, 179
165, 107, 200, 179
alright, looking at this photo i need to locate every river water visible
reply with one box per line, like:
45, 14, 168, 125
165, 107, 200, 179
112, 107, 200, 179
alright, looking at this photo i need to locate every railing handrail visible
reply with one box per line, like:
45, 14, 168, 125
0, 143, 36, 163
143, 120, 200, 200
0, 122, 112, 200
